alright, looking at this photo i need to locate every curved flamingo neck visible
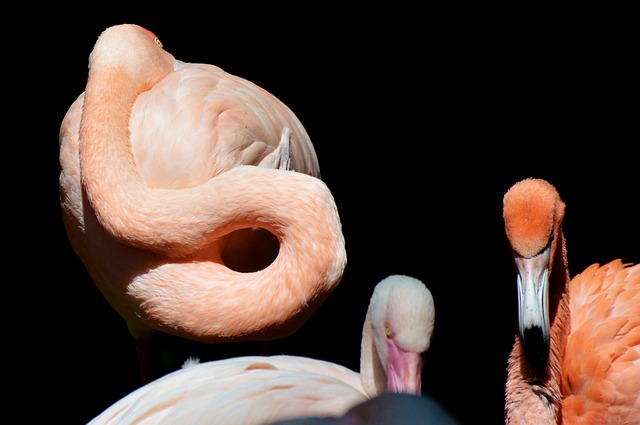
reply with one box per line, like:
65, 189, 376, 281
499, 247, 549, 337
125, 248, 344, 343
359, 308, 387, 398
74, 25, 347, 342
78, 30, 342, 257
78, 63, 279, 256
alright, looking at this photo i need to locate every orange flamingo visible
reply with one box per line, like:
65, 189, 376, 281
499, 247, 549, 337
58, 24, 347, 383
86, 275, 436, 425
502, 178, 640, 424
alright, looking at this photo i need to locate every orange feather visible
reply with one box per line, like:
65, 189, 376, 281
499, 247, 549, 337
503, 178, 639, 424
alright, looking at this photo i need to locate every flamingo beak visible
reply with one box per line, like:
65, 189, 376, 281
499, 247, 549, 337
386, 340, 424, 395
514, 246, 551, 381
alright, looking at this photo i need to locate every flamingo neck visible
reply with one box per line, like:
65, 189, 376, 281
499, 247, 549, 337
359, 309, 387, 398
77, 64, 348, 335
128, 249, 344, 343
74, 39, 348, 343
78, 60, 341, 257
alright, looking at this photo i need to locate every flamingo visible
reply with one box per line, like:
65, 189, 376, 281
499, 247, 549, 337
502, 178, 640, 424
58, 24, 347, 383
86, 274, 437, 425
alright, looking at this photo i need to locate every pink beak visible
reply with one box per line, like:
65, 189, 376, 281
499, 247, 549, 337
386, 339, 424, 395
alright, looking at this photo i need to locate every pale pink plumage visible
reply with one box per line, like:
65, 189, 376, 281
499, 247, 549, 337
503, 178, 640, 424
87, 275, 436, 425
59, 24, 346, 382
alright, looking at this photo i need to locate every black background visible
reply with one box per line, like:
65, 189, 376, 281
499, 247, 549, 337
27, 7, 637, 424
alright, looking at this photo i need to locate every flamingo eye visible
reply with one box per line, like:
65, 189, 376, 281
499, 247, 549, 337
385, 326, 392, 338
154, 37, 163, 48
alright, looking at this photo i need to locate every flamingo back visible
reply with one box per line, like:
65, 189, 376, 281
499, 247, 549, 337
88, 356, 367, 425
562, 259, 640, 423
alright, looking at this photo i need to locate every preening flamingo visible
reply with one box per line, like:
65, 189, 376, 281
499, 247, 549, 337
58, 23, 346, 383
502, 178, 640, 424
86, 275, 437, 425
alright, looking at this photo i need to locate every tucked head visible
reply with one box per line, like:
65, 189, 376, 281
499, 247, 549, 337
88, 24, 177, 89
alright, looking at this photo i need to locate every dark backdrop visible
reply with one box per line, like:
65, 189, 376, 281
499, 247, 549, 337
29, 8, 637, 424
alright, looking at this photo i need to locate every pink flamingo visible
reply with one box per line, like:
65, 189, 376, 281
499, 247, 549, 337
59, 24, 347, 383
86, 275, 436, 425
502, 178, 639, 424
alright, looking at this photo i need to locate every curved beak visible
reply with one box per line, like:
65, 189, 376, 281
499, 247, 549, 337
386, 340, 424, 395
514, 246, 551, 381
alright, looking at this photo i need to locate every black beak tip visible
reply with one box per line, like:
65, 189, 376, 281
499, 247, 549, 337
522, 326, 549, 381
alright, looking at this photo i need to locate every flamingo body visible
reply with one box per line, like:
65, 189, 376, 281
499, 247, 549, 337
87, 275, 437, 425
89, 355, 367, 425
503, 178, 640, 424
59, 24, 346, 381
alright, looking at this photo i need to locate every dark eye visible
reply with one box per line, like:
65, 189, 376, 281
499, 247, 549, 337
154, 37, 163, 48
385, 326, 392, 338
